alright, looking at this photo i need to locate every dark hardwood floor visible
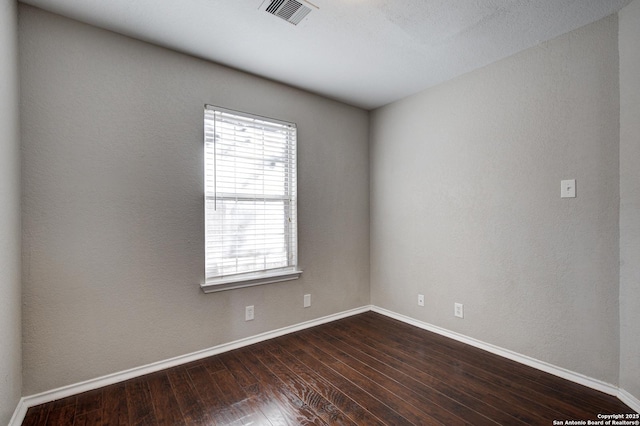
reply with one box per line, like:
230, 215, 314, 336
22, 312, 636, 425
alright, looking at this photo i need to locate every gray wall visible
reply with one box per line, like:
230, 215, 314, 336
15, 1, 636, 404
19, 5, 369, 394
370, 16, 620, 385
0, 0, 22, 423
619, 0, 640, 402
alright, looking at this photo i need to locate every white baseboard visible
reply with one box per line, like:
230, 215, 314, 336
8, 398, 27, 426
371, 306, 620, 396
9, 304, 638, 425
619, 389, 640, 414
9, 305, 371, 426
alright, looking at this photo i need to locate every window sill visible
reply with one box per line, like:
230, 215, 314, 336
201, 269, 303, 293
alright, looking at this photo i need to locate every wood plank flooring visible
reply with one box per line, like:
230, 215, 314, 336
22, 312, 636, 425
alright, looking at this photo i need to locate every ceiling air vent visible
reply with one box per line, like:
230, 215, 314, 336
260, 0, 317, 25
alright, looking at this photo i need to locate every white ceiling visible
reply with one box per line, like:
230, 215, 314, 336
19, 0, 631, 110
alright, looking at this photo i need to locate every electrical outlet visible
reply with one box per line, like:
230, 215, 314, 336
304, 294, 311, 308
454, 303, 464, 318
418, 294, 424, 306
245, 305, 254, 321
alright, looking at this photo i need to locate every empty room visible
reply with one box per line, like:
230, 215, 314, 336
1, 0, 639, 424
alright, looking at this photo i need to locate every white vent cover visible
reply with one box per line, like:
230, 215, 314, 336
260, 0, 317, 25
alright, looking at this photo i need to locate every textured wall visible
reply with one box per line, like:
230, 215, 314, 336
619, 0, 640, 402
19, 5, 369, 394
370, 16, 620, 384
0, 0, 22, 422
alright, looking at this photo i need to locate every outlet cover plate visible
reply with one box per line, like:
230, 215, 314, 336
245, 305, 254, 321
304, 294, 311, 308
454, 303, 464, 318
418, 294, 425, 306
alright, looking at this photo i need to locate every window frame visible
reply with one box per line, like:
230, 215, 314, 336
201, 105, 302, 293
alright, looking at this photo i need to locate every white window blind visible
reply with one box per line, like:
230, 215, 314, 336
203, 106, 300, 292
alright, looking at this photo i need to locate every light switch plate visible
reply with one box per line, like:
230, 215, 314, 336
561, 179, 576, 198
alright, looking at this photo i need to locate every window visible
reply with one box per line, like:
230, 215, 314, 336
202, 106, 301, 293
